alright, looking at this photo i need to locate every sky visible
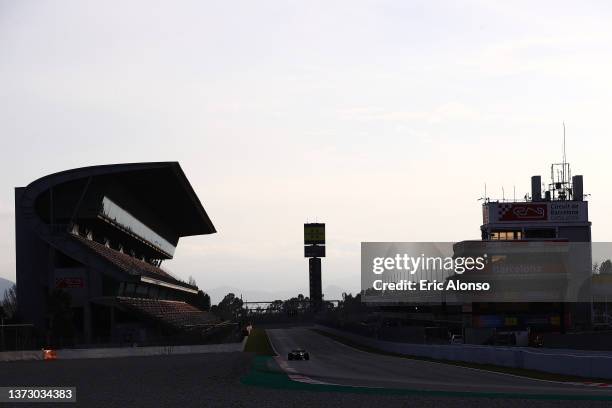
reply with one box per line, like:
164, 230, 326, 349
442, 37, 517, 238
1, 0, 612, 303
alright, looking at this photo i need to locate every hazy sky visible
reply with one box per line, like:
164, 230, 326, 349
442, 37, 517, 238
1, 1, 611, 303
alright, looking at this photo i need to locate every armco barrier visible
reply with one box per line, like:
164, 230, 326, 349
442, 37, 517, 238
315, 325, 612, 379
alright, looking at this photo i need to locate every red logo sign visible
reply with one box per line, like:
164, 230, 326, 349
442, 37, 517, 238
56, 277, 84, 288
498, 203, 547, 221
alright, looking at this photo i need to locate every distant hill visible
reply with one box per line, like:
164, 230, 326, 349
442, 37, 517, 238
0, 277, 15, 301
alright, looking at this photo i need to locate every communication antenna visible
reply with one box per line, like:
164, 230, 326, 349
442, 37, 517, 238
548, 122, 572, 200
478, 183, 489, 202
563, 121, 567, 184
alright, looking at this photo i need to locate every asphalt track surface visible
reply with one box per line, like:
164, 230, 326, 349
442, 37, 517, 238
267, 327, 612, 398
0, 348, 611, 407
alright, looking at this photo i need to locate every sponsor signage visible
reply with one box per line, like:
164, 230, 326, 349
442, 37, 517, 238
550, 202, 586, 222
55, 277, 84, 288
498, 203, 547, 221
484, 202, 588, 223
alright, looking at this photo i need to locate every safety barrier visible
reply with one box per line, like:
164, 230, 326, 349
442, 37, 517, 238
315, 325, 612, 379
0, 340, 245, 362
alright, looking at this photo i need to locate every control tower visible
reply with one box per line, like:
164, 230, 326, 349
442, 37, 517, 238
472, 158, 592, 333
481, 162, 590, 243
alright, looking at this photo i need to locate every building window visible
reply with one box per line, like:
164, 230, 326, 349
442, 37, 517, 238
490, 231, 522, 240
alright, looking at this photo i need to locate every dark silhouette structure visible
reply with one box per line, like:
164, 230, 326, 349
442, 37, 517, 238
304, 223, 325, 310
15, 162, 219, 345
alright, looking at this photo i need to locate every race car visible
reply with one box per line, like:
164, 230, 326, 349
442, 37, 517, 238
287, 348, 309, 361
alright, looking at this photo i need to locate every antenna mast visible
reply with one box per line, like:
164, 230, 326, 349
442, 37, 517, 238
563, 121, 566, 183
549, 122, 571, 200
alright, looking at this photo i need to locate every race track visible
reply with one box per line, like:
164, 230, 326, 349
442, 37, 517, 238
267, 328, 612, 397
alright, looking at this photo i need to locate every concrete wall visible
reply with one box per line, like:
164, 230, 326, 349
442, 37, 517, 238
316, 325, 612, 380
56, 342, 244, 359
0, 350, 43, 362
0, 338, 246, 362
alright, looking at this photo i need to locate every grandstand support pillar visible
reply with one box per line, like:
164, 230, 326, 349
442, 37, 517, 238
109, 305, 115, 341
84, 302, 92, 343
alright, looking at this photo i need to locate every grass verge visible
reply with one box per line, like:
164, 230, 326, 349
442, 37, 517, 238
311, 328, 612, 384
244, 328, 276, 356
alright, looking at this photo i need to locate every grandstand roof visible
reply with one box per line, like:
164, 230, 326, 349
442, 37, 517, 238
23, 162, 215, 237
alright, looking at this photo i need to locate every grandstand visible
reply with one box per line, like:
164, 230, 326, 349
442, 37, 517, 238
15, 162, 224, 346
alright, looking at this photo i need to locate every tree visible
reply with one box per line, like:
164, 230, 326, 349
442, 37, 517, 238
191, 290, 211, 311
601, 259, 612, 275
267, 300, 283, 313
336, 292, 369, 322
281, 294, 309, 316
215, 293, 244, 321
188, 276, 197, 286
1, 284, 17, 320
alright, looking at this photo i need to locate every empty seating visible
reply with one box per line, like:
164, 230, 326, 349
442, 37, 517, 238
116, 297, 218, 330
74, 235, 179, 283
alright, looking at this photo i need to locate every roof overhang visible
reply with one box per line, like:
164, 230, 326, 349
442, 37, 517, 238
23, 162, 216, 237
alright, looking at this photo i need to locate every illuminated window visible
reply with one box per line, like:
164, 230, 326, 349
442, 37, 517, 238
490, 231, 522, 240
